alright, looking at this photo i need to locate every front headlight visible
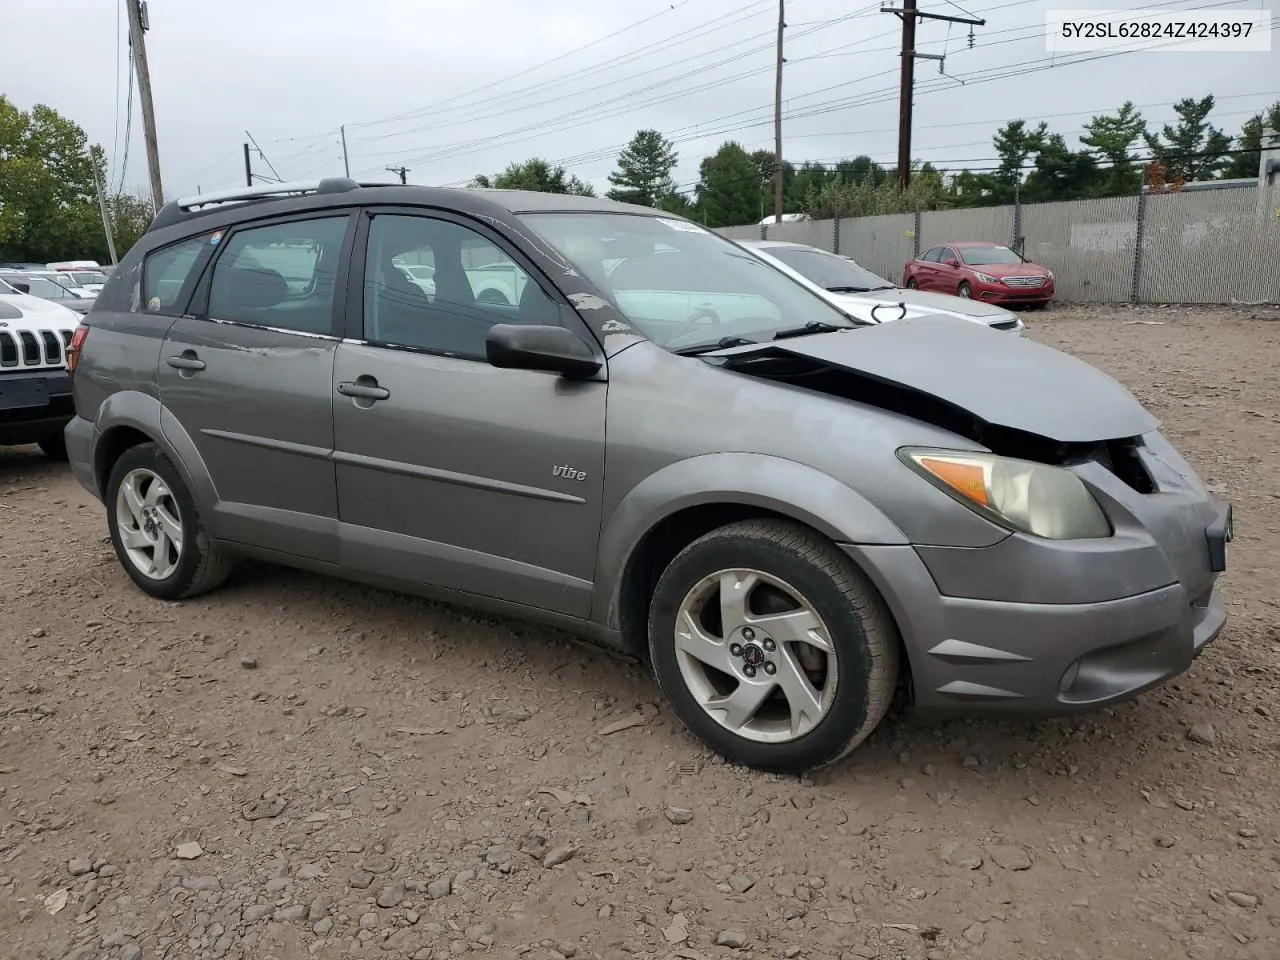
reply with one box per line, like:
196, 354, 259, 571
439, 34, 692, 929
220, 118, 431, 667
975, 272, 999, 284
1046, 270, 1054, 280
898, 448, 1112, 539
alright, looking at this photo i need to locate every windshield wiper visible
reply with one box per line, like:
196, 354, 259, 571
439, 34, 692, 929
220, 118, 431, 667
674, 335, 759, 356
864, 284, 897, 292
825, 285, 871, 293
772, 320, 848, 340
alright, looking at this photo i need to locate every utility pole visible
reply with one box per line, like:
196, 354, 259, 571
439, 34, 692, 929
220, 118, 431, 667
773, 0, 785, 223
385, 165, 409, 184
882, 2, 984, 188
243, 143, 253, 187
90, 146, 119, 266
124, 0, 164, 211
340, 125, 351, 177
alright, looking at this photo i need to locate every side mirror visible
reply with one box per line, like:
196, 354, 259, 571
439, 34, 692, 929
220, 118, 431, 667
11, 281, 30, 294
944, 259, 960, 269
486, 324, 601, 378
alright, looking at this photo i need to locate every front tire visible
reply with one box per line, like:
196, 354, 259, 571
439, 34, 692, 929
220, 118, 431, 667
957, 281, 973, 298
905, 277, 918, 289
648, 520, 901, 773
105, 442, 233, 600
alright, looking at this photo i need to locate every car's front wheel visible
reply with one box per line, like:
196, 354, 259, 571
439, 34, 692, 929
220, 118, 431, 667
957, 281, 973, 298
105, 442, 233, 600
905, 277, 918, 289
648, 519, 900, 772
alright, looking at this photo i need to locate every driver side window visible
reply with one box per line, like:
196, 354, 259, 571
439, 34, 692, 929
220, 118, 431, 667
362, 214, 560, 360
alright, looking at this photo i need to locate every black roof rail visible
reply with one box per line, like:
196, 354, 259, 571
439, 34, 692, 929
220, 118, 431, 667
150, 177, 392, 231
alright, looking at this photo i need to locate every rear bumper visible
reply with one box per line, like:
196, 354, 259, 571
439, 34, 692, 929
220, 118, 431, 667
64, 414, 99, 498
0, 369, 73, 445
843, 531, 1226, 715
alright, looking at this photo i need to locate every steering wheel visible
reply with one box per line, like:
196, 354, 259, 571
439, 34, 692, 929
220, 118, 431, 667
663, 305, 723, 349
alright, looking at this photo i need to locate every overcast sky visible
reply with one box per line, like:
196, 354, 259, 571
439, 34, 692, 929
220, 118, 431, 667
5, 0, 1276, 201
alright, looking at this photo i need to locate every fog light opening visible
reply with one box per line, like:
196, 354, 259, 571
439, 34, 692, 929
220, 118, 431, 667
1059, 660, 1082, 694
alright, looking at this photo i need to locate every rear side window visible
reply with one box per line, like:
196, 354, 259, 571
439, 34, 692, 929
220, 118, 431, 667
143, 235, 209, 313
207, 216, 349, 335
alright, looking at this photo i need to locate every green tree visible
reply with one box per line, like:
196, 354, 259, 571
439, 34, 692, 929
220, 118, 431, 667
1023, 133, 1100, 202
1080, 100, 1147, 196
606, 129, 678, 208
471, 158, 595, 195
989, 119, 1048, 202
695, 142, 762, 227
805, 162, 941, 219
1221, 101, 1280, 179
0, 96, 102, 263
1143, 95, 1230, 182
106, 190, 156, 257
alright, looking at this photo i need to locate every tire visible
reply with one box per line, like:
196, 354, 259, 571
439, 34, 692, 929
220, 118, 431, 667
38, 432, 68, 460
105, 442, 233, 600
647, 519, 901, 773
957, 281, 973, 298
905, 277, 918, 289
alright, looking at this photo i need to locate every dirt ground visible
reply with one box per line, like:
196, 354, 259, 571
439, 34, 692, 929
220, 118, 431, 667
2, 303, 1278, 960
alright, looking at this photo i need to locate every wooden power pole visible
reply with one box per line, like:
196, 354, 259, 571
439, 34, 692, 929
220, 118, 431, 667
385, 166, 409, 184
90, 146, 119, 266
243, 143, 253, 187
773, 0, 785, 223
882, 1, 984, 188
340, 125, 351, 177
125, 0, 164, 211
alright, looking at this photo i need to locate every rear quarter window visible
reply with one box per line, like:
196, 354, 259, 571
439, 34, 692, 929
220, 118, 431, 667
142, 234, 211, 314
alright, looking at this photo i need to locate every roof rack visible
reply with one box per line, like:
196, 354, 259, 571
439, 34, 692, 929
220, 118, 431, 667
152, 177, 394, 230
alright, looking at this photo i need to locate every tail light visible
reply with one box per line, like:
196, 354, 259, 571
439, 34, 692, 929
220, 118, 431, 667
66, 324, 90, 375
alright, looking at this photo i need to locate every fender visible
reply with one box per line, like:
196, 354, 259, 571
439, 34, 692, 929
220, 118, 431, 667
92, 390, 219, 525
591, 452, 908, 629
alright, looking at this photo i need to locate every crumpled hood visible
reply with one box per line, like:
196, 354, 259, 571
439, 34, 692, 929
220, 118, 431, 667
0, 292, 81, 329
714, 313, 1157, 444
827, 288, 1016, 322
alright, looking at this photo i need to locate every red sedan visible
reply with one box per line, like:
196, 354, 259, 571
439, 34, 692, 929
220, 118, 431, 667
902, 241, 1055, 307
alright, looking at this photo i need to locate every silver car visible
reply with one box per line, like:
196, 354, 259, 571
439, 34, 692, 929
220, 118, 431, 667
742, 239, 1025, 333
63, 180, 1231, 772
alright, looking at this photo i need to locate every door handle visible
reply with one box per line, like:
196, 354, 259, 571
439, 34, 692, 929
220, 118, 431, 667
337, 379, 390, 401
166, 353, 205, 371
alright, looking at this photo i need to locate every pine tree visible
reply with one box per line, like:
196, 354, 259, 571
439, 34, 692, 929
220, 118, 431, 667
606, 130, 679, 208
1143, 96, 1230, 183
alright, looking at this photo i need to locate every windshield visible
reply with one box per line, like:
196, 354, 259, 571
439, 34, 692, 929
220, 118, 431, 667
958, 245, 1023, 265
0, 278, 14, 294
71, 271, 107, 285
760, 246, 893, 292
1, 275, 71, 299
519, 212, 854, 350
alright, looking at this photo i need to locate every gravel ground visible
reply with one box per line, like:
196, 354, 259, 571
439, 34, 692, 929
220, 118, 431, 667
1, 304, 1278, 960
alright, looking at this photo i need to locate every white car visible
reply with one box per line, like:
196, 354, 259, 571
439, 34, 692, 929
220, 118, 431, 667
0, 278, 82, 457
741, 239, 1024, 333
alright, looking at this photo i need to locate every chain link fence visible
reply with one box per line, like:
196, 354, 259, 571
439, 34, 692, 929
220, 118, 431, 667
718, 183, 1279, 304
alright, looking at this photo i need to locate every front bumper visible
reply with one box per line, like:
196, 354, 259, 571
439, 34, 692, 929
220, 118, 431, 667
0, 369, 74, 446
842, 508, 1228, 714
977, 280, 1055, 306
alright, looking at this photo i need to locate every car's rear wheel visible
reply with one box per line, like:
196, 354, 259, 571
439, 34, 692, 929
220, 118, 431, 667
957, 281, 973, 298
647, 519, 900, 772
905, 277, 918, 289
38, 432, 68, 460
105, 442, 233, 600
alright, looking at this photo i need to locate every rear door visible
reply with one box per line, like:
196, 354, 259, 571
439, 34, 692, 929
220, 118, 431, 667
331, 207, 607, 617
157, 211, 356, 562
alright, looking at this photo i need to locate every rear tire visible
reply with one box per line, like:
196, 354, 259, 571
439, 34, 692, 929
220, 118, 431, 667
38, 432, 68, 460
105, 442, 234, 600
647, 519, 900, 773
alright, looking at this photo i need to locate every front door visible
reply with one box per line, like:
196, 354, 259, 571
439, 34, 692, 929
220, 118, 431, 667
332, 209, 607, 617
157, 212, 356, 562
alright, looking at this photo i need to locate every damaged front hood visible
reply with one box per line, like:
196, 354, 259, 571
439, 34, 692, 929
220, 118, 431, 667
714, 313, 1158, 444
